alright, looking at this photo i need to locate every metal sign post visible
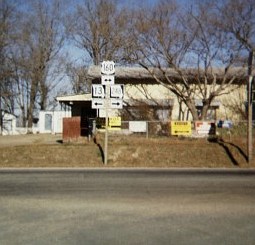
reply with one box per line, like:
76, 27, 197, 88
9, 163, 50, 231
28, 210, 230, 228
101, 61, 115, 165
247, 51, 254, 163
104, 84, 109, 165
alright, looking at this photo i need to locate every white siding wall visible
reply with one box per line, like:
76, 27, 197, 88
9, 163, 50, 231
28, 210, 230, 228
39, 111, 71, 134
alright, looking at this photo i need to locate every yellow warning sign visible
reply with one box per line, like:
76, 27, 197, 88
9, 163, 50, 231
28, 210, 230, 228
109, 117, 121, 128
171, 121, 192, 136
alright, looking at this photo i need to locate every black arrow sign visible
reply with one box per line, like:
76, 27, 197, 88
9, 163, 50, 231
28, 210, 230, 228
174, 131, 190, 133
95, 102, 103, 106
112, 102, 120, 106
104, 78, 112, 82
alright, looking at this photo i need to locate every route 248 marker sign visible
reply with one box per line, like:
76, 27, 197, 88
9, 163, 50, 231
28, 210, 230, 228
110, 84, 124, 98
110, 84, 124, 109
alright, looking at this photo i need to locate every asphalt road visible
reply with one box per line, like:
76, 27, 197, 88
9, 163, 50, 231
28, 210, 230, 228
0, 168, 255, 245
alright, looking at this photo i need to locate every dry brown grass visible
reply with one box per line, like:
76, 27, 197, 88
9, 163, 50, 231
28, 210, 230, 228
0, 133, 254, 168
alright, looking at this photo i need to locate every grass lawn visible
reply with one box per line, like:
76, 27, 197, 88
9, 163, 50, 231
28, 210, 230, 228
0, 133, 254, 168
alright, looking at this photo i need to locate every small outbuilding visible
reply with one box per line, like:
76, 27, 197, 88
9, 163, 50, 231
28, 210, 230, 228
1, 111, 16, 135
56, 94, 97, 141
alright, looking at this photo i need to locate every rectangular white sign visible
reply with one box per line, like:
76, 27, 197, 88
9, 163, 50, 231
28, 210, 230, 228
129, 121, 147, 132
101, 75, 115, 85
92, 98, 105, 109
195, 121, 215, 135
110, 98, 123, 109
99, 109, 118, 118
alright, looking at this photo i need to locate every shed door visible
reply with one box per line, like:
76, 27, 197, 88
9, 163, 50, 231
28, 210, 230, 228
45, 113, 52, 131
81, 107, 97, 136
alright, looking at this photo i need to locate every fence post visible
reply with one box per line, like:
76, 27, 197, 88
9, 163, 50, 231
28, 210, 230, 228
146, 121, 149, 139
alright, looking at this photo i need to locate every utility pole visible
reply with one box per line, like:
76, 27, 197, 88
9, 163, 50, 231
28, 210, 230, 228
247, 51, 254, 163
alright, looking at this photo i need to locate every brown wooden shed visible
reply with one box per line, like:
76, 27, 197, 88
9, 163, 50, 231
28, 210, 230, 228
56, 94, 97, 141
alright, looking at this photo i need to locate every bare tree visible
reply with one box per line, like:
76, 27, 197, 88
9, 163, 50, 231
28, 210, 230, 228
204, 0, 255, 122
69, 0, 130, 65
217, 0, 255, 56
132, 0, 246, 121
66, 63, 91, 94
0, 0, 19, 133
13, 0, 66, 129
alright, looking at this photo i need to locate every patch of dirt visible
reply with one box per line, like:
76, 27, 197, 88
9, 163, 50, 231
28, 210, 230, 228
0, 133, 254, 168
0, 134, 62, 147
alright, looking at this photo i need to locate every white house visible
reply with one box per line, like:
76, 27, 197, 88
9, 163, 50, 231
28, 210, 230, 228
87, 65, 246, 122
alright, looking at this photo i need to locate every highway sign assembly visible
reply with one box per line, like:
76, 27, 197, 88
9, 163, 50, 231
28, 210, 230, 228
91, 61, 125, 165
